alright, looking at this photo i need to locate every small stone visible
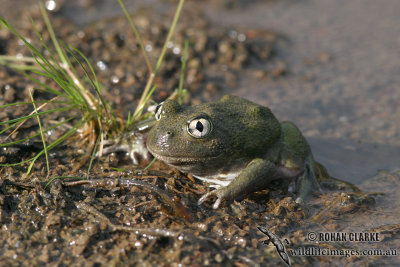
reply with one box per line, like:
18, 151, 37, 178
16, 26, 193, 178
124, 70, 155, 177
3, 84, 15, 102
214, 253, 223, 263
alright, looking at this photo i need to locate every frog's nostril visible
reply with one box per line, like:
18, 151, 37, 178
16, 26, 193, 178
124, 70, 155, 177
166, 131, 172, 135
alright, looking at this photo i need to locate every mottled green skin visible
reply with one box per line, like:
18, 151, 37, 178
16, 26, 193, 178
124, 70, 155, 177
146, 95, 323, 209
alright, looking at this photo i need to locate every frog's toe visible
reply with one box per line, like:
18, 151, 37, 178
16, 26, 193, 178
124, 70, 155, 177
198, 190, 224, 209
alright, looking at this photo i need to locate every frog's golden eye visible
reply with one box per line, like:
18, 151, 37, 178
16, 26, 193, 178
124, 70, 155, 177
187, 117, 213, 138
155, 102, 164, 121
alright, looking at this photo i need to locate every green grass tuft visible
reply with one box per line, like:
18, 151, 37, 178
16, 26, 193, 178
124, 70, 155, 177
0, 0, 187, 179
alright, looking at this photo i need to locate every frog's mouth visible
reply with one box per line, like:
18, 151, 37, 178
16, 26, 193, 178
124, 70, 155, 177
149, 151, 207, 165
147, 147, 220, 169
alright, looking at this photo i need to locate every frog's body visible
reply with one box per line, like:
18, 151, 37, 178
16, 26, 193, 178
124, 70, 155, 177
146, 95, 328, 209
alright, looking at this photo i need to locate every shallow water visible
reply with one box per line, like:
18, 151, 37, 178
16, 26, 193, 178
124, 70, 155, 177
309, 138, 400, 184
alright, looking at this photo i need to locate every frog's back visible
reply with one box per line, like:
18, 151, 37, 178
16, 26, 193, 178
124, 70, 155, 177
212, 95, 282, 156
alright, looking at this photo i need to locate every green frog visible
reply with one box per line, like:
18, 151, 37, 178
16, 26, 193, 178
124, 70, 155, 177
146, 95, 356, 209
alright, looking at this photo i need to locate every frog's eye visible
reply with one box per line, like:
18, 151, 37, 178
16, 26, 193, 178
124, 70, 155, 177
155, 102, 164, 121
187, 117, 213, 138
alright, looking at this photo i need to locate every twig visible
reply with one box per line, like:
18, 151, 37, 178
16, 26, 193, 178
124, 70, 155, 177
75, 201, 180, 237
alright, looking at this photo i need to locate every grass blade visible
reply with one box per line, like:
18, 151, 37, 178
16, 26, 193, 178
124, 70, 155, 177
0, 106, 75, 126
117, 0, 153, 74
178, 40, 189, 104
87, 133, 101, 176
0, 100, 72, 108
39, 2, 68, 66
154, 0, 185, 73
0, 116, 77, 148
132, 0, 185, 119
25, 118, 85, 174
28, 88, 49, 176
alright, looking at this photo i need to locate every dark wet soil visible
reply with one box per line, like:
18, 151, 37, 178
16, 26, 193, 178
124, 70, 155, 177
1, 0, 399, 266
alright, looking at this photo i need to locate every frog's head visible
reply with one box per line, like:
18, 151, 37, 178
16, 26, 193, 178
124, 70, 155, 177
146, 99, 227, 174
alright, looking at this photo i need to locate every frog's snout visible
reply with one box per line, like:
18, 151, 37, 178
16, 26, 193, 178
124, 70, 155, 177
147, 126, 176, 152
160, 128, 176, 141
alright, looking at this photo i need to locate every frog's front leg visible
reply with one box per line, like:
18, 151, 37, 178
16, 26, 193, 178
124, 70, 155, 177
198, 158, 279, 209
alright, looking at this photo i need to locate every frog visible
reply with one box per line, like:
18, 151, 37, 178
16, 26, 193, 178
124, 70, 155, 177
145, 95, 357, 209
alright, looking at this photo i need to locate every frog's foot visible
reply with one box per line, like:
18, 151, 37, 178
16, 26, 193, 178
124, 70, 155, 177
295, 161, 323, 203
100, 132, 151, 165
198, 189, 227, 209
319, 176, 361, 192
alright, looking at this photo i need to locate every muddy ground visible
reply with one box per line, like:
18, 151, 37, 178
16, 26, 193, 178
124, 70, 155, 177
1, 0, 399, 266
